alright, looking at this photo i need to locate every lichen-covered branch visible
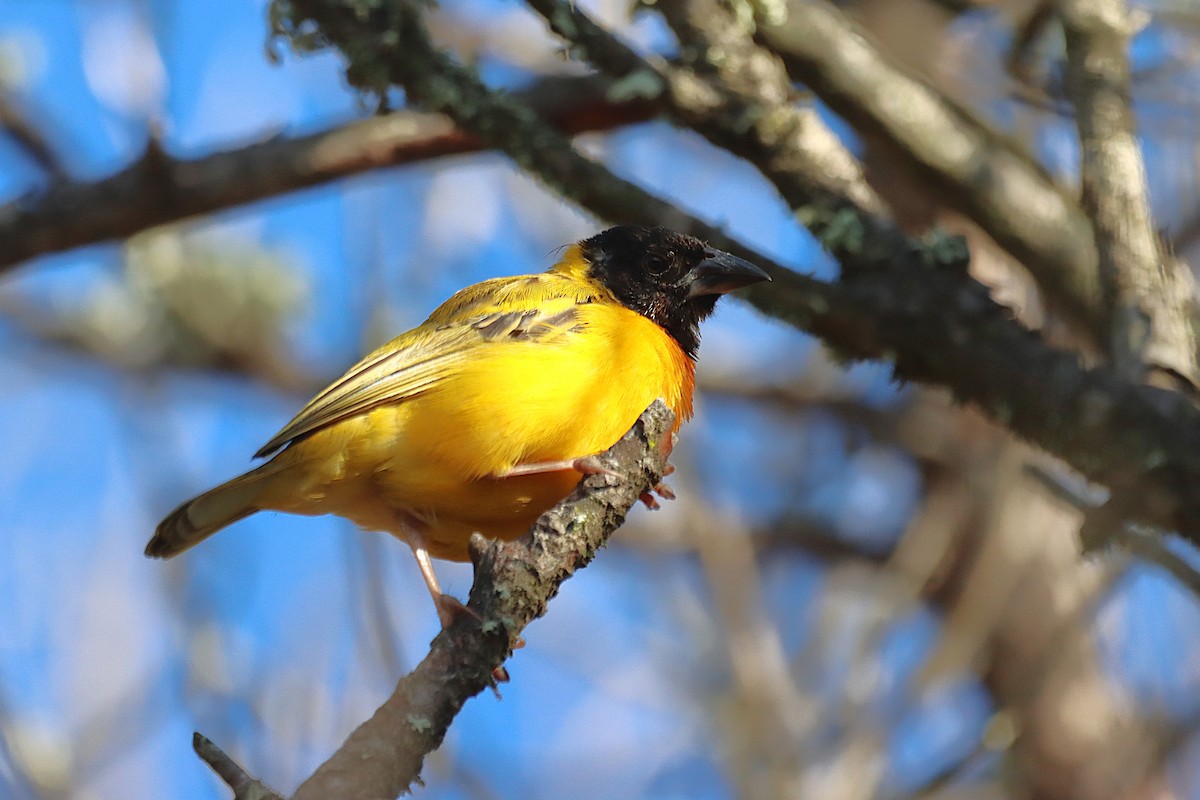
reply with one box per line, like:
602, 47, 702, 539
0, 74, 656, 275
197, 401, 675, 800
526, 0, 886, 222
1062, 0, 1199, 384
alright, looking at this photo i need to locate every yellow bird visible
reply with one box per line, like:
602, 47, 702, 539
147, 226, 769, 626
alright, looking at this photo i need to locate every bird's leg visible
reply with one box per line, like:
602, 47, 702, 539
491, 454, 620, 480
403, 524, 521, 676
404, 527, 478, 630
495, 441, 678, 509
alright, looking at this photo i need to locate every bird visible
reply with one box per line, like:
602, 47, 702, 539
147, 225, 770, 627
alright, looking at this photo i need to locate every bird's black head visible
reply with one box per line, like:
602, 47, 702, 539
580, 226, 771, 358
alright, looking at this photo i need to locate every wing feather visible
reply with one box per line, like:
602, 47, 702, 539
254, 273, 596, 458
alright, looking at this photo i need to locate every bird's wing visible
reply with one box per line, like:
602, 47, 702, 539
254, 273, 598, 458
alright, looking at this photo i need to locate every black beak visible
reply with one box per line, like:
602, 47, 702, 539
678, 248, 772, 298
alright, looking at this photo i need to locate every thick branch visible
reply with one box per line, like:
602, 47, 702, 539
0, 74, 656, 275
197, 402, 675, 800
755, 0, 1109, 338
1062, 0, 1199, 383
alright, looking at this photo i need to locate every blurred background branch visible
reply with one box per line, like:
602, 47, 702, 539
0, 74, 657, 275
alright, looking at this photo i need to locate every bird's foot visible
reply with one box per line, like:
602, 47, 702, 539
569, 454, 621, 479
496, 453, 624, 479
494, 454, 620, 480
640, 480, 677, 510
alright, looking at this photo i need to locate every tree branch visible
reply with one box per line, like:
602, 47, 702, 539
194, 733, 285, 800
196, 401, 675, 799
527, 0, 886, 221
1062, 0, 1199, 384
754, 0, 1110, 340
0, 74, 656, 275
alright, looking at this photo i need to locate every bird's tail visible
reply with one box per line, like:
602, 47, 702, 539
146, 467, 272, 558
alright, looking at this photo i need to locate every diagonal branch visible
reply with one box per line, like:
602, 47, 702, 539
526, 0, 886, 223
195, 401, 675, 800
0, 74, 656, 275
194, 733, 285, 800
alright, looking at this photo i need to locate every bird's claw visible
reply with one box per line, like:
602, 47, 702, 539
640, 479, 676, 509
491, 665, 510, 684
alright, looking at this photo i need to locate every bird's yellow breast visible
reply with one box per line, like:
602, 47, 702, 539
260, 268, 694, 560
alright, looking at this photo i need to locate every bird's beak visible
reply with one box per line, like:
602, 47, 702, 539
679, 248, 772, 298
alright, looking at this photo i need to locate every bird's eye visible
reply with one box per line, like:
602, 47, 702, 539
645, 252, 672, 276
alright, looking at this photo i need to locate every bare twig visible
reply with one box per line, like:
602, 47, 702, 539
291, 402, 673, 799
193, 733, 285, 800
195, 402, 675, 799
271, 0, 835, 323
